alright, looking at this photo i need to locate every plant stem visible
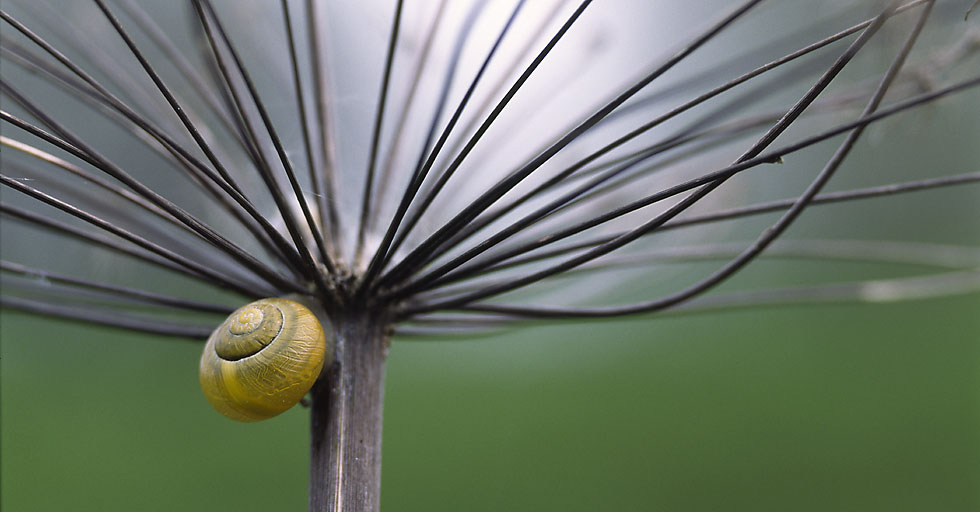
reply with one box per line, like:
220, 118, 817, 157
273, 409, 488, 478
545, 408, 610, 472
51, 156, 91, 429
309, 309, 389, 512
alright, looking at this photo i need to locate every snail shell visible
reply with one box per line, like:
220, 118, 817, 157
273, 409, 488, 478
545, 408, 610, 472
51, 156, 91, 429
199, 298, 331, 422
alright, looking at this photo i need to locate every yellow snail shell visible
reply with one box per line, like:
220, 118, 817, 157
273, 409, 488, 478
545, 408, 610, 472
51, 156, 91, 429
199, 298, 331, 422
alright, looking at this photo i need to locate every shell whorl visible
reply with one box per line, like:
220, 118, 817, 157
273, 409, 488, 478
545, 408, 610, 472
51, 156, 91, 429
199, 298, 330, 422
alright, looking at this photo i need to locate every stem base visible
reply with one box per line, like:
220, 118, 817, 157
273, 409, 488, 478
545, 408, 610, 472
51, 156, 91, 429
310, 312, 388, 512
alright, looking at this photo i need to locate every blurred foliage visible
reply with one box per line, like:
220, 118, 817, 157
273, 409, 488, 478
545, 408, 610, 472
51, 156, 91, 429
2, 293, 978, 511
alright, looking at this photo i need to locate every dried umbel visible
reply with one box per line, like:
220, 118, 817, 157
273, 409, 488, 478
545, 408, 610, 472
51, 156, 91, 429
1, 0, 978, 510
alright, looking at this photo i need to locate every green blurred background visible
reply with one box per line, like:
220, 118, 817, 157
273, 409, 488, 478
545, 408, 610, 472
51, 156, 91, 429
2, 294, 978, 511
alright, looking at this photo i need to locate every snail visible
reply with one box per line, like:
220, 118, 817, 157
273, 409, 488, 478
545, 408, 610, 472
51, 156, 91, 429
199, 298, 334, 422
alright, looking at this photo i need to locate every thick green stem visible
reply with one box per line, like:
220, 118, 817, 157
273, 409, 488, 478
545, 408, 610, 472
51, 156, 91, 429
309, 310, 389, 511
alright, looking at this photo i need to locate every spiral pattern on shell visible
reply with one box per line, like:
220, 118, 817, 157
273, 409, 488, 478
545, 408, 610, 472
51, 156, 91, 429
199, 298, 330, 422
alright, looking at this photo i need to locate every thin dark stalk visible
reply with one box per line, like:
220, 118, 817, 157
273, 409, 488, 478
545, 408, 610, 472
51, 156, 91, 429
114, 0, 252, 154
601, 0, 928, 125
460, 270, 980, 320
389, 90, 790, 300
0, 41, 297, 265
459, 172, 980, 281
393, 312, 515, 338
15, 1, 178, 134
0, 106, 300, 292
355, 0, 404, 266
371, 0, 449, 231
370, 0, 598, 289
0, 279, 205, 320
306, 0, 342, 253
22, 4, 238, 196
282, 0, 338, 264
360, 0, 527, 291
1, 7, 310, 274
429, 0, 570, 192
1, 159, 223, 273
408, 2, 926, 318
608, 1, 933, 317
0, 205, 196, 279
393, 326, 508, 338
383, 0, 494, 242
0, 296, 218, 337
403, 76, 979, 296
0, 260, 234, 314
419, 2, 909, 269
192, 0, 337, 296
399, 5, 895, 314
661, 172, 980, 231
188, 1, 325, 285
377, 0, 763, 291
418, 239, 980, 303
588, 239, 980, 279
409, 1, 943, 277
660, 271, 980, 315
366, 0, 528, 288
0, 203, 270, 295
2, 138, 172, 224
435, 104, 806, 258
0, 175, 272, 296
575, 239, 980, 272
